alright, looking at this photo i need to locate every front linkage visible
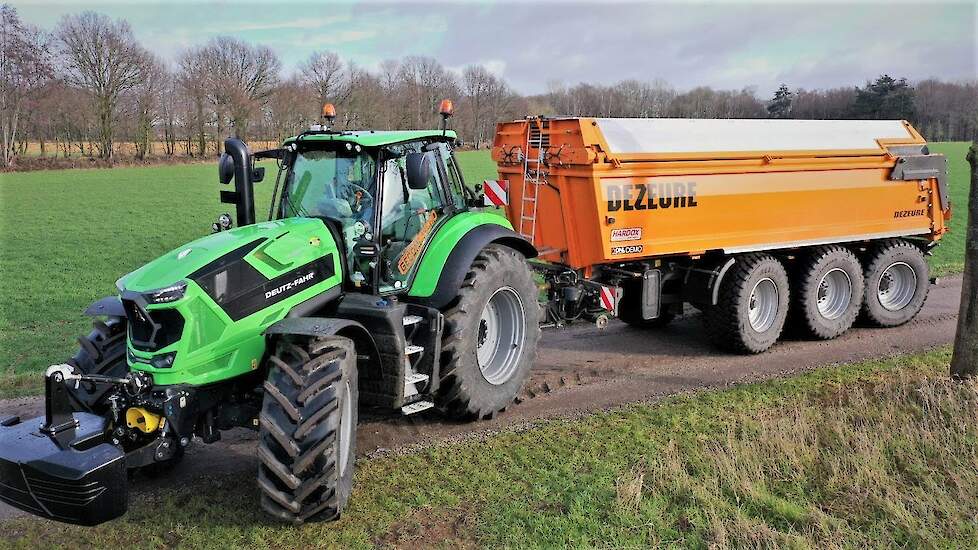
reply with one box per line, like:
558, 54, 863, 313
0, 363, 258, 525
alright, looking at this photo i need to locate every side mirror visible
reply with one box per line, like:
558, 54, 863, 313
405, 152, 430, 190
218, 153, 234, 184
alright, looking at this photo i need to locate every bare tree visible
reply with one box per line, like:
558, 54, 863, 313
300, 51, 346, 107
202, 36, 281, 141
177, 47, 209, 156
0, 5, 52, 167
56, 11, 147, 160
129, 53, 164, 159
951, 141, 978, 379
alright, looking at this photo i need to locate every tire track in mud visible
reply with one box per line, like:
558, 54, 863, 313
0, 276, 963, 521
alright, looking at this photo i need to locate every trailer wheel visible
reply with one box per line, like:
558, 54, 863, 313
438, 244, 540, 419
860, 240, 929, 327
704, 254, 789, 353
792, 246, 864, 339
66, 316, 128, 413
258, 336, 358, 524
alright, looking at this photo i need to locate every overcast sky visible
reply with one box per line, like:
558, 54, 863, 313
11, 0, 977, 95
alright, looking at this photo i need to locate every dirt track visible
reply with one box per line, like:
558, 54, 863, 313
0, 275, 962, 521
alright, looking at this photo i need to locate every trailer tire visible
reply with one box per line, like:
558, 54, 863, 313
703, 254, 789, 354
860, 240, 929, 327
792, 246, 864, 339
258, 336, 358, 524
438, 244, 540, 420
66, 316, 128, 413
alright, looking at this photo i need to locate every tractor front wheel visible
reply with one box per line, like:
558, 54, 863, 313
66, 316, 128, 414
258, 335, 358, 524
438, 244, 540, 420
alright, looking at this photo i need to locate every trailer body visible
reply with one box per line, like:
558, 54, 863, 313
492, 118, 949, 270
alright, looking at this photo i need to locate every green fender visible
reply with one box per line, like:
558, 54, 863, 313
408, 211, 537, 308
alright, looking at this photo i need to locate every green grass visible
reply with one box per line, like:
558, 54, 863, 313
2, 347, 976, 548
925, 142, 971, 276
0, 145, 970, 397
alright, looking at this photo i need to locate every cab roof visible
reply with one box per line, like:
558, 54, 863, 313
283, 129, 458, 148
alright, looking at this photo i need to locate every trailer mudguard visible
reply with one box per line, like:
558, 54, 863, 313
412, 221, 537, 309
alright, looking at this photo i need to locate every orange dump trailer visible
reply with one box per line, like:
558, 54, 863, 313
489, 117, 950, 353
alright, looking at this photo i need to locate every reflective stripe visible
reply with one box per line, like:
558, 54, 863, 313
483, 179, 509, 206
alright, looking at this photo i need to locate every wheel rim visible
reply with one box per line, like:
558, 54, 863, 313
477, 287, 526, 385
338, 380, 353, 472
878, 262, 916, 311
816, 268, 852, 320
748, 278, 779, 332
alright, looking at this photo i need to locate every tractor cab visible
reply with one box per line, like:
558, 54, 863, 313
273, 106, 470, 295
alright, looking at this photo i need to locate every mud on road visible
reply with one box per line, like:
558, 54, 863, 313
0, 275, 962, 521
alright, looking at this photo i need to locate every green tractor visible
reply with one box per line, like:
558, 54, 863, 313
0, 103, 541, 525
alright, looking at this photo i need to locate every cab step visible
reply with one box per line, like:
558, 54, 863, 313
405, 344, 424, 355
405, 372, 429, 385
403, 315, 423, 326
401, 400, 434, 415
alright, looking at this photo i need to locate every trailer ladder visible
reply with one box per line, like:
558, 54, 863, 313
519, 118, 550, 244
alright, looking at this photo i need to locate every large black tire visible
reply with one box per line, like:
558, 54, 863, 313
703, 253, 790, 354
860, 240, 929, 327
438, 244, 540, 419
66, 316, 128, 413
791, 246, 864, 340
258, 336, 358, 524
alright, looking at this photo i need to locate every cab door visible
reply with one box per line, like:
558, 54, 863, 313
377, 145, 451, 293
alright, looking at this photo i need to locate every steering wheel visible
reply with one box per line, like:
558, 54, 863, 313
338, 182, 374, 215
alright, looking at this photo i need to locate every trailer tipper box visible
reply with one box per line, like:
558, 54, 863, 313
490, 117, 949, 353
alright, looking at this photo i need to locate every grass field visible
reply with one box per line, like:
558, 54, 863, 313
0, 145, 970, 397
2, 347, 976, 548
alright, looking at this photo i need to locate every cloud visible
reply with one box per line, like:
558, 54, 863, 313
11, 0, 976, 94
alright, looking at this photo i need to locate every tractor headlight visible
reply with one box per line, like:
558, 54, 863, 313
128, 349, 177, 369
150, 352, 177, 369
143, 282, 187, 304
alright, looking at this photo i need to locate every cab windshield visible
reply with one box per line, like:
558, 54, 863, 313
280, 147, 378, 233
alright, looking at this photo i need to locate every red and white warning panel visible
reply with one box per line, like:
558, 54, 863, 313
483, 179, 509, 207
598, 285, 620, 314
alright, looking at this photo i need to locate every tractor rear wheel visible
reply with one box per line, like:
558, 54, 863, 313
438, 244, 540, 420
703, 253, 790, 354
258, 335, 358, 524
860, 240, 929, 327
66, 316, 128, 413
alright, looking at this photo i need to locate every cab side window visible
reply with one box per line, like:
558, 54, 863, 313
435, 143, 466, 209
379, 147, 447, 291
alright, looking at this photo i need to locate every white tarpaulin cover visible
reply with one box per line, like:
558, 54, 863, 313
593, 118, 914, 155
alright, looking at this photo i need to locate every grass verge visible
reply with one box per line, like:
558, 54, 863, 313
2, 346, 976, 548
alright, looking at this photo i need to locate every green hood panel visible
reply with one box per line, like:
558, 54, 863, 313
119, 218, 333, 292
118, 217, 344, 386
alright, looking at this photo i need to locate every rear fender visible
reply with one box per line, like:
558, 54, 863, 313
416, 224, 537, 309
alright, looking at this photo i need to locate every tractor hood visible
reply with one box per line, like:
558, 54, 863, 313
115, 216, 344, 386
118, 217, 340, 294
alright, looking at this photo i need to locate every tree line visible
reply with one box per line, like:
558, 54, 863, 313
1, 5, 975, 168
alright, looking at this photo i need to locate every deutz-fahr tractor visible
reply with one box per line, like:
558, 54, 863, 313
0, 101, 541, 525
